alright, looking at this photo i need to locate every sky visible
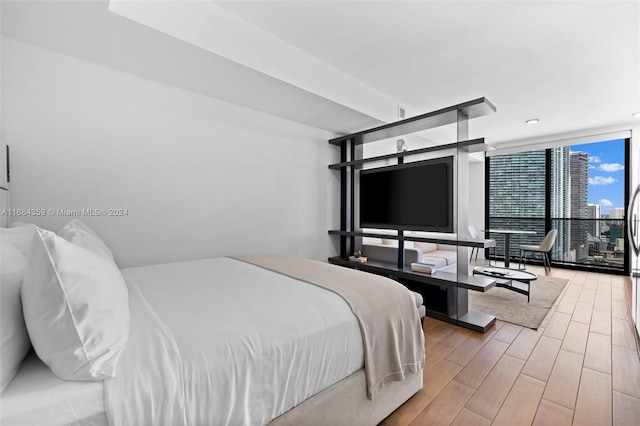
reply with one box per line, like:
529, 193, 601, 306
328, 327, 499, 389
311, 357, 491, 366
571, 138, 626, 216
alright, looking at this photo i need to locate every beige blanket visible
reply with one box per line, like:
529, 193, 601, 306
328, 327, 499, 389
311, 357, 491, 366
233, 254, 425, 400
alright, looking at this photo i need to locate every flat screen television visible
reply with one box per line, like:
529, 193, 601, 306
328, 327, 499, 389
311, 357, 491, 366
359, 156, 454, 232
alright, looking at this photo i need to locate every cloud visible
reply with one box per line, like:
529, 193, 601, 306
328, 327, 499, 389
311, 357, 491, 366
589, 165, 596, 169
589, 156, 602, 163
598, 163, 624, 172
600, 199, 613, 207
589, 176, 618, 185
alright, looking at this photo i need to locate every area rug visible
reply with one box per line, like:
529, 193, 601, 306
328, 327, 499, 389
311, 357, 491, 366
468, 275, 569, 329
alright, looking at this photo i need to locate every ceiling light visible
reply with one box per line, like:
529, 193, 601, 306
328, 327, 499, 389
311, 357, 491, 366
633, 112, 640, 119
525, 119, 540, 125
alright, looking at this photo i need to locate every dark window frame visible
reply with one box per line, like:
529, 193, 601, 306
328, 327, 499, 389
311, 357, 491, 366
485, 138, 630, 275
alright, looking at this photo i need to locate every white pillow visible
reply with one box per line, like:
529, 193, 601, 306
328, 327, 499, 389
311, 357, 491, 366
2, 222, 36, 257
21, 228, 129, 381
0, 242, 31, 393
414, 242, 438, 253
381, 239, 415, 248
58, 219, 114, 261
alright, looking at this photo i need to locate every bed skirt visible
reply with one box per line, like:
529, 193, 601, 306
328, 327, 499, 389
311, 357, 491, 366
269, 367, 422, 425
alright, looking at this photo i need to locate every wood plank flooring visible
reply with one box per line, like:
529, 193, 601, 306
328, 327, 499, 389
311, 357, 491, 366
382, 265, 640, 426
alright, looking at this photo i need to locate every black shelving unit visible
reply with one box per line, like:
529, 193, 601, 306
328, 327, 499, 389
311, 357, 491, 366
328, 138, 488, 170
328, 98, 496, 146
328, 97, 499, 332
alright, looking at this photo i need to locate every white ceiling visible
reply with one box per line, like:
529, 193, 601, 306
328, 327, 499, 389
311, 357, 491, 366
0, 0, 384, 134
215, 0, 640, 144
2, 1, 639, 146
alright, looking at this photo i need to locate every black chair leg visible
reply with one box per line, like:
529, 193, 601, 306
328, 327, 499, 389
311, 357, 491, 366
519, 249, 523, 270
521, 250, 527, 270
544, 252, 551, 274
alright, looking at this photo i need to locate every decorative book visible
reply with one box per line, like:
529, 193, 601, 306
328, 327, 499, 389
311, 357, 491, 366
349, 256, 368, 263
410, 262, 438, 274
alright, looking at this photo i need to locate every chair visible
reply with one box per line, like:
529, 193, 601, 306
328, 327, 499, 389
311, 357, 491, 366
519, 229, 558, 274
468, 225, 495, 264
468, 225, 481, 261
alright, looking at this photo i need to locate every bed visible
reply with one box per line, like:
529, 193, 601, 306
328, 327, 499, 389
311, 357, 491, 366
0, 220, 424, 425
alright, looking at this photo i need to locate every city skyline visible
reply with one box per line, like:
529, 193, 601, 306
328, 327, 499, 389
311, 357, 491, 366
488, 139, 626, 270
571, 138, 625, 216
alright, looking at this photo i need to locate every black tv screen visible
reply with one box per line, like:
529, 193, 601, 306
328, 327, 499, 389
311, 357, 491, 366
359, 156, 454, 232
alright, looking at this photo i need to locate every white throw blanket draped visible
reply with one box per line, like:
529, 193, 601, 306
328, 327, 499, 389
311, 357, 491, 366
233, 254, 425, 399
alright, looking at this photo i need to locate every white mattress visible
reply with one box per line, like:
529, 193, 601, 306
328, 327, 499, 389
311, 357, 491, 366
105, 257, 365, 425
1, 257, 365, 425
0, 352, 107, 425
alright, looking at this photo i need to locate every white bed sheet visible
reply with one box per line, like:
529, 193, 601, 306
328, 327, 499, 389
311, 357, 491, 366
0, 352, 107, 426
105, 257, 364, 425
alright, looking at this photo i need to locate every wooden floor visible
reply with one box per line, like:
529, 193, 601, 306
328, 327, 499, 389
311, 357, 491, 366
382, 264, 640, 426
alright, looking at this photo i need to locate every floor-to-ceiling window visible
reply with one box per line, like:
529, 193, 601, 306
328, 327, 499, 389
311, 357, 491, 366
486, 138, 629, 274
486, 150, 547, 261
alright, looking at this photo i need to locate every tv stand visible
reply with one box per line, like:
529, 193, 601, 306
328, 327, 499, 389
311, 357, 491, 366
328, 98, 498, 332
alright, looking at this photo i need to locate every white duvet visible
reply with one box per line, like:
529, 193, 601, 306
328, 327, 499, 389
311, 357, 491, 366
104, 257, 364, 426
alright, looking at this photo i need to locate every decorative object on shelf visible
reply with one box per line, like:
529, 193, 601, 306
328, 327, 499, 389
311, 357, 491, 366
396, 139, 407, 153
349, 250, 367, 263
410, 262, 437, 274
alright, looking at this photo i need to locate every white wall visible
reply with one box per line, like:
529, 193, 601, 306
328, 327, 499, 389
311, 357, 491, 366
468, 159, 486, 257
1, 37, 339, 268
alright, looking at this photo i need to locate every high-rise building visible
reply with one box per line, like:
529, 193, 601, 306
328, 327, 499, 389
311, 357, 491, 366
587, 203, 601, 237
610, 207, 625, 219
610, 224, 623, 246
550, 146, 570, 261
488, 150, 546, 259
569, 152, 589, 261
608, 208, 625, 253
